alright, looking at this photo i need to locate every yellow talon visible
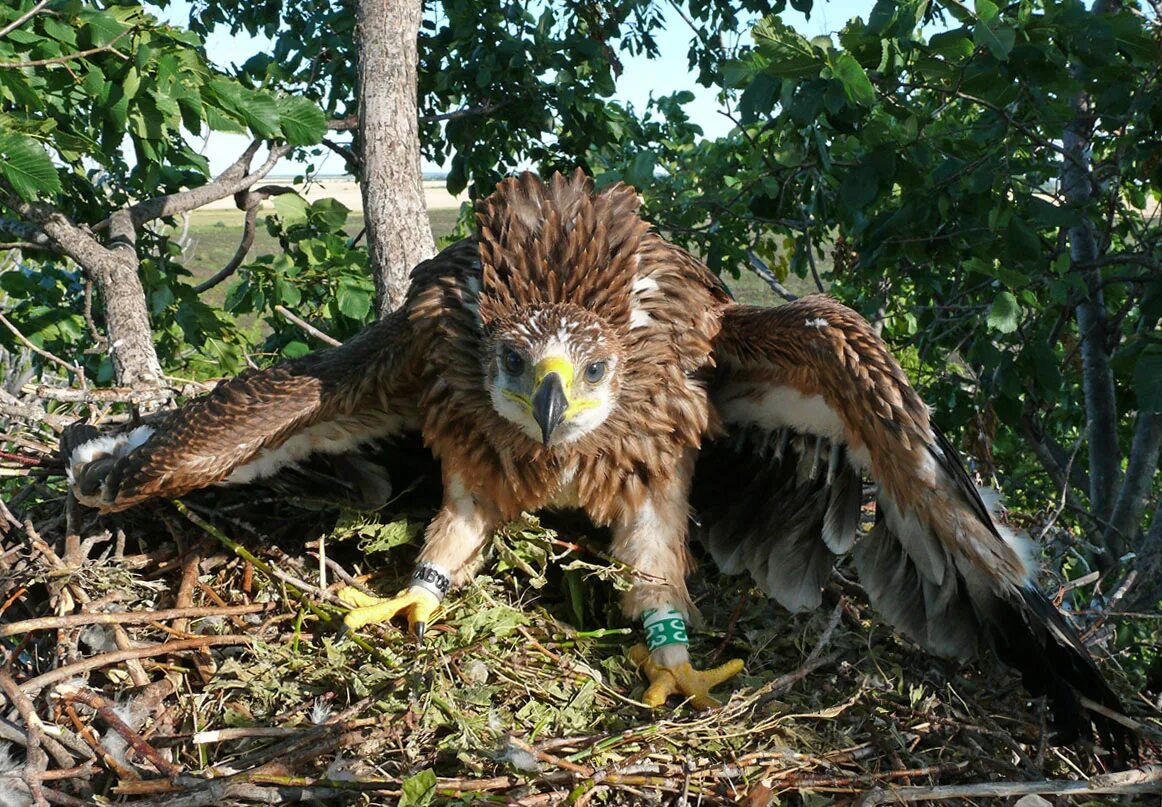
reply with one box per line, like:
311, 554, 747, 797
338, 586, 441, 635
629, 643, 744, 709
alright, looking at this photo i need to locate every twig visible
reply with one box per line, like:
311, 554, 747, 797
0, 0, 53, 39
0, 668, 49, 806
0, 311, 84, 387
51, 682, 181, 777
274, 306, 341, 347
18, 635, 252, 696
745, 250, 798, 302
0, 29, 132, 68
193, 185, 297, 294
0, 603, 270, 638
29, 384, 193, 404
857, 765, 1162, 805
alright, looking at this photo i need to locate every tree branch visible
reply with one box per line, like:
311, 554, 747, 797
1129, 499, 1162, 609
321, 138, 360, 174
193, 185, 297, 294
745, 249, 798, 302
0, 0, 53, 40
0, 310, 85, 386
124, 141, 289, 227
327, 114, 358, 131
0, 28, 132, 68
0, 216, 52, 247
1107, 410, 1162, 550
1019, 408, 1090, 495
1061, 1, 1123, 563
274, 306, 341, 347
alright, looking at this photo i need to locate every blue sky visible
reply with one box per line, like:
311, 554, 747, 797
156, 1, 876, 177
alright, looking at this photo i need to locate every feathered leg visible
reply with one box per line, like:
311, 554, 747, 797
612, 451, 744, 708
341, 473, 499, 637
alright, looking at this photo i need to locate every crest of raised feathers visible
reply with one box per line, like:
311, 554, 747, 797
475, 169, 650, 329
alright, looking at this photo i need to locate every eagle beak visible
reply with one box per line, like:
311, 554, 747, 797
531, 372, 569, 445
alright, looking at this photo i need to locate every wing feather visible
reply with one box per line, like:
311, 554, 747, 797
67, 301, 422, 512
699, 296, 1124, 744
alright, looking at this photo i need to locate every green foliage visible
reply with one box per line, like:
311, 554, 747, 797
642, 0, 1161, 563
224, 196, 372, 357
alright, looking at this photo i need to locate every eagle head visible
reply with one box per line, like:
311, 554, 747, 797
485, 303, 622, 447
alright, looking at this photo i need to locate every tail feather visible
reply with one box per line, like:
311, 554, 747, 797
989, 586, 1128, 752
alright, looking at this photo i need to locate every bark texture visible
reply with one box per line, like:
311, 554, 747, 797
1060, 0, 1123, 566
21, 204, 162, 388
356, 0, 435, 318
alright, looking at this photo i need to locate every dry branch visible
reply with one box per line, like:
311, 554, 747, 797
857, 764, 1162, 804
18, 635, 252, 697
273, 306, 341, 347
0, 603, 271, 638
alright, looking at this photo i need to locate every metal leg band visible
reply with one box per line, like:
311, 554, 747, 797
410, 562, 452, 601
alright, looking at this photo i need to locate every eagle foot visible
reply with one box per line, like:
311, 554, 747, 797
628, 643, 744, 709
338, 586, 440, 638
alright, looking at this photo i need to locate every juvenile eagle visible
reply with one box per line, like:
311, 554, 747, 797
68, 171, 1120, 738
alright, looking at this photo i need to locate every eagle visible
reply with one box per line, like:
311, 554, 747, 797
66, 170, 1121, 740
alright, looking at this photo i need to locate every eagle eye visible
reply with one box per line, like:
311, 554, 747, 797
584, 361, 607, 384
502, 348, 525, 376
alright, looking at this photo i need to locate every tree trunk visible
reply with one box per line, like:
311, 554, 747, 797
28, 206, 162, 388
1060, 0, 1122, 568
356, 0, 435, 318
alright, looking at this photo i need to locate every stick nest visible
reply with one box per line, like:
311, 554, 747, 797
1, 407, 1160, 806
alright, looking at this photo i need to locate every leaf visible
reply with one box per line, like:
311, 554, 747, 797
753, 15, 822, 80
272, 193, 309, 226
839, 166, 877, 210
830, 53, 876, 108
0, 132, 61, 200
309, 197, 349, 230
974, 0, 999, 22
400, 769, 437, 807
987, 291, 1021, 333
624, 150, 655, 189
973, 20, 1015, 61
242, 91, 281, 139
277, 96, 326, 146
80, 9, 128, 47
928, 31, 974, 60
335, 276, 372, 321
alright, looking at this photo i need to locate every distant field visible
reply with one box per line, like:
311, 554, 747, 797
175, 207, 462, 308
174, 206, 813, 309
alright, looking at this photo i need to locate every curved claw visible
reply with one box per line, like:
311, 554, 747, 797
629, 643, 744, 709
338, 586, 440, 636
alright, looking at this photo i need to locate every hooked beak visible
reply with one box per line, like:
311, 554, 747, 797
531, 372, 569, 445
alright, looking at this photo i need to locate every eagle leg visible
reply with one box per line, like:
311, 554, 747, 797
628, 644, 744, 709
338, 586, 440, 637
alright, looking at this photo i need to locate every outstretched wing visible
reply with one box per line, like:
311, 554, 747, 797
66, 306, 422, 513
696, 296, 1121, 743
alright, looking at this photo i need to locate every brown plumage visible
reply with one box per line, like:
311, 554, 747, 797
66, 170, 1123, 745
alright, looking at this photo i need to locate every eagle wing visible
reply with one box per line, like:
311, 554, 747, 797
63, 241, 483, 511
697, 296, 1121, 742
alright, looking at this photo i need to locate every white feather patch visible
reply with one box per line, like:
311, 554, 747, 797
977, 487, 1035, 580
718, 385, 872, 469
224, 415, 404, 484
67, 425, 154, 484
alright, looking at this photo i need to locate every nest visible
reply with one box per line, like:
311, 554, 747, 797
1, 406, 1160, 806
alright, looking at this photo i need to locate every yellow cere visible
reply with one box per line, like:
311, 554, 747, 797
533, 356, 574, 388
529, 356, 603, 419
